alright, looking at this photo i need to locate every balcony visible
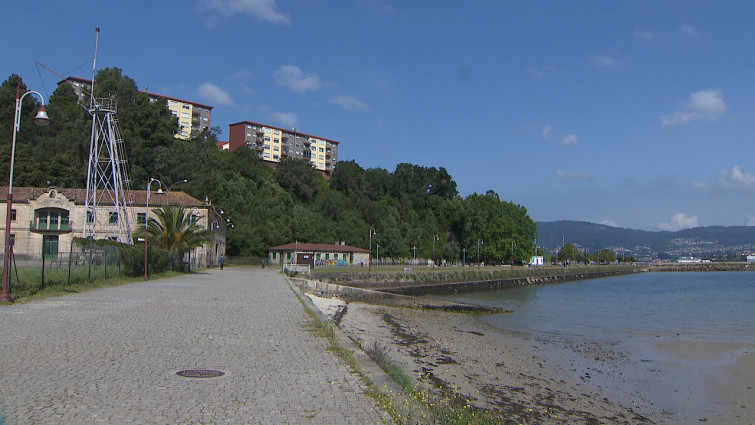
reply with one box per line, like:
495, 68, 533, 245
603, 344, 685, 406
30, 219, 72, 233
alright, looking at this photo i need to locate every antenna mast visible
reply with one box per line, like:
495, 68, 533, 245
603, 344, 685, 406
83, 27, 134, 244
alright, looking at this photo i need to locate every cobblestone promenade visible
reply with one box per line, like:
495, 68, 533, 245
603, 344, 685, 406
0, 268, 388, 424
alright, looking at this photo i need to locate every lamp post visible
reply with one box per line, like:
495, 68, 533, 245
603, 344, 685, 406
369, 228, 376, 271
163, 179, 188, 205
432, 234, 439, 269
511, 241, 517, 265
2, 85, 50, 303
412, 246, 417, 266
477, 239, 484, 269
376, 244, 380, 266
143, 177, 165, 280
462, 248, 466, 267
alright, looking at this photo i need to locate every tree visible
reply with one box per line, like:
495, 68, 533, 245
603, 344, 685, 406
133, 205, 211, 269
557, 243, 582, 263
275, 157, 321, 201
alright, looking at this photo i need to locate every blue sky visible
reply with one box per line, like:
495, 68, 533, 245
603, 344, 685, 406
3, 1, 755, 231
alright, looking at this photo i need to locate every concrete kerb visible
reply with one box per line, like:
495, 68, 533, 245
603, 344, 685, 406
285, 277, 432, 424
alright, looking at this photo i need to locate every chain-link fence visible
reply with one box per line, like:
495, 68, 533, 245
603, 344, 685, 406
1, 242, 126, 295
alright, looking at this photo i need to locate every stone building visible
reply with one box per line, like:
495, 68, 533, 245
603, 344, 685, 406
0, 186, 226, 268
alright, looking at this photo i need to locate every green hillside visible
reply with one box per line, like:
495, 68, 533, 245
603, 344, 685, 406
537, 221, 755, 261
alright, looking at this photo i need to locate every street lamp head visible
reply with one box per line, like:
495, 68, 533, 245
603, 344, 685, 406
33, 106, 50, 126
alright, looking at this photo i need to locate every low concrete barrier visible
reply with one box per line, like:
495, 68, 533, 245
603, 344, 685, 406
288, 277, 505, 313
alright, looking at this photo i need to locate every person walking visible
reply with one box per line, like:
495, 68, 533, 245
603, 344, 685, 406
219, 256, 225, 270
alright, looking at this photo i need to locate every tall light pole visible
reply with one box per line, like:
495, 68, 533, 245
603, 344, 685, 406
412, 246, 417, 266
2, 85, 50, 303
432, 234, 439, 269
144, 177, 165, 280
163, 179, 188, 205
477, 239, 484, 269
511, 241, 517, 265
462, 248, 466, 267
376, 244, 380, 266
369, 228, 376, 271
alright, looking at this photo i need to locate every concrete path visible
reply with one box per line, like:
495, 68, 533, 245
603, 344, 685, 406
0, 268, 389, 424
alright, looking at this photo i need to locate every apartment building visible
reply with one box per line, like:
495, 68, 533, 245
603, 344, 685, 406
228, 121, 339, 174
59, 77, 213, 140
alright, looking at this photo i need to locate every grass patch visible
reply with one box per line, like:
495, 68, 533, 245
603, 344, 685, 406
3, 270, 185, 304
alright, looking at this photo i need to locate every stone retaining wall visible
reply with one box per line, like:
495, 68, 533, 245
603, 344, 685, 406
380, 269, 642, 296
287, 278, 505, 312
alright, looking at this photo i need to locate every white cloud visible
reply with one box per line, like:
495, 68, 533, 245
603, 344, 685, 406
720, 165, 755, 192
196, 0, 291, 25
634, 30, 654, 40
591, 54, 620, 68
561, 134, 578, 147
268, 112, 298, 129
197, 82, 234, 105
549, 170, 593, 181
660, 90, 728, 127
234, 69, 252, 79
542, 125, 552, 139
600, 219, 620, 227
527, 65, 556, 78
679, 24, 698, 38
274, 65, 323, 93
330, 95, 370, 111
658, 213, 699, 231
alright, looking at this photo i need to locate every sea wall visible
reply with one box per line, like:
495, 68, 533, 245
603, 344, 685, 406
380, 268, 642, 296
648, 263, 754, 272
287, 277, 505, 312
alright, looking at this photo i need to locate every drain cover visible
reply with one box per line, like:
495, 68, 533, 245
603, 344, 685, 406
176, 369, 225, 378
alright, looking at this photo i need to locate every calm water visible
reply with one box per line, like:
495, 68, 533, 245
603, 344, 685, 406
437, 271, 755, 423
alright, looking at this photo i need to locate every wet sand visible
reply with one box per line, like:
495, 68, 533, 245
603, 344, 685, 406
306, 290, 754, 424
335, 301, 665, 424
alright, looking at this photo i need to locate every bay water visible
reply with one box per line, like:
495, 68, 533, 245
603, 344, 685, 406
436, 271, 755, 423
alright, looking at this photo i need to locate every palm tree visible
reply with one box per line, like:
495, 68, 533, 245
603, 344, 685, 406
134, 205, 212, 270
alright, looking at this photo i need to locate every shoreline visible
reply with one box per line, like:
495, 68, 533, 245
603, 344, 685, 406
332, 299, 665, 424
316, 296, 753, 424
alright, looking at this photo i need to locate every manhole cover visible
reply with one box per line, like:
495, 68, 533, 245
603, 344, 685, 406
176, 369, 225, 378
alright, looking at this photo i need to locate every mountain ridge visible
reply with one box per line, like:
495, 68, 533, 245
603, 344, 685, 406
536, 220, 755, 260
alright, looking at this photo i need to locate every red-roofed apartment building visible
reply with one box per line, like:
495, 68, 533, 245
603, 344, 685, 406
59, 77, 213, 140
227, 121, 339, 176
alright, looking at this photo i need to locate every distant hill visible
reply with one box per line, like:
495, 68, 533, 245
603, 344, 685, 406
536, 221, 755, 260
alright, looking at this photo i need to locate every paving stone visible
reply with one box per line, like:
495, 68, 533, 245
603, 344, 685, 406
0, 268, 389, 424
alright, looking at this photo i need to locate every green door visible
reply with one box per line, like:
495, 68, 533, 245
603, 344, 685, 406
43, 235, 59, 260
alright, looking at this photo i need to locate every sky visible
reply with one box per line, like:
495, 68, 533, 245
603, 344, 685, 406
3, 1, 755, 231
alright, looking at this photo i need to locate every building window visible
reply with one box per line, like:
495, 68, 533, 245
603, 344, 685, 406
109, 212, 118, 224
137, 213, 146, 225
170, 101, 178, 107
273, 146, 280, 151
273, 155, 279, 160
287, 252, 291, 260
87, 211, 94, 223
182, 104, 190, 110
10, 209, 16, 222
181, 113, 189, 119
9, 234, 14, 248
272, 252, 277, 259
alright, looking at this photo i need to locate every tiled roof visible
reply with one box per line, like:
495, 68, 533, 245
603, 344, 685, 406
0, 187, 206, 208
269, 243, 368, 253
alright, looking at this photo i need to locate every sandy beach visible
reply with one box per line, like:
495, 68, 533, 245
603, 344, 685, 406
330, 299, 665, 424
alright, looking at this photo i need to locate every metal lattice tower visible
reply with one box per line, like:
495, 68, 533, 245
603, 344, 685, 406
81, 28, 133, 244
82, 98, 134, 244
